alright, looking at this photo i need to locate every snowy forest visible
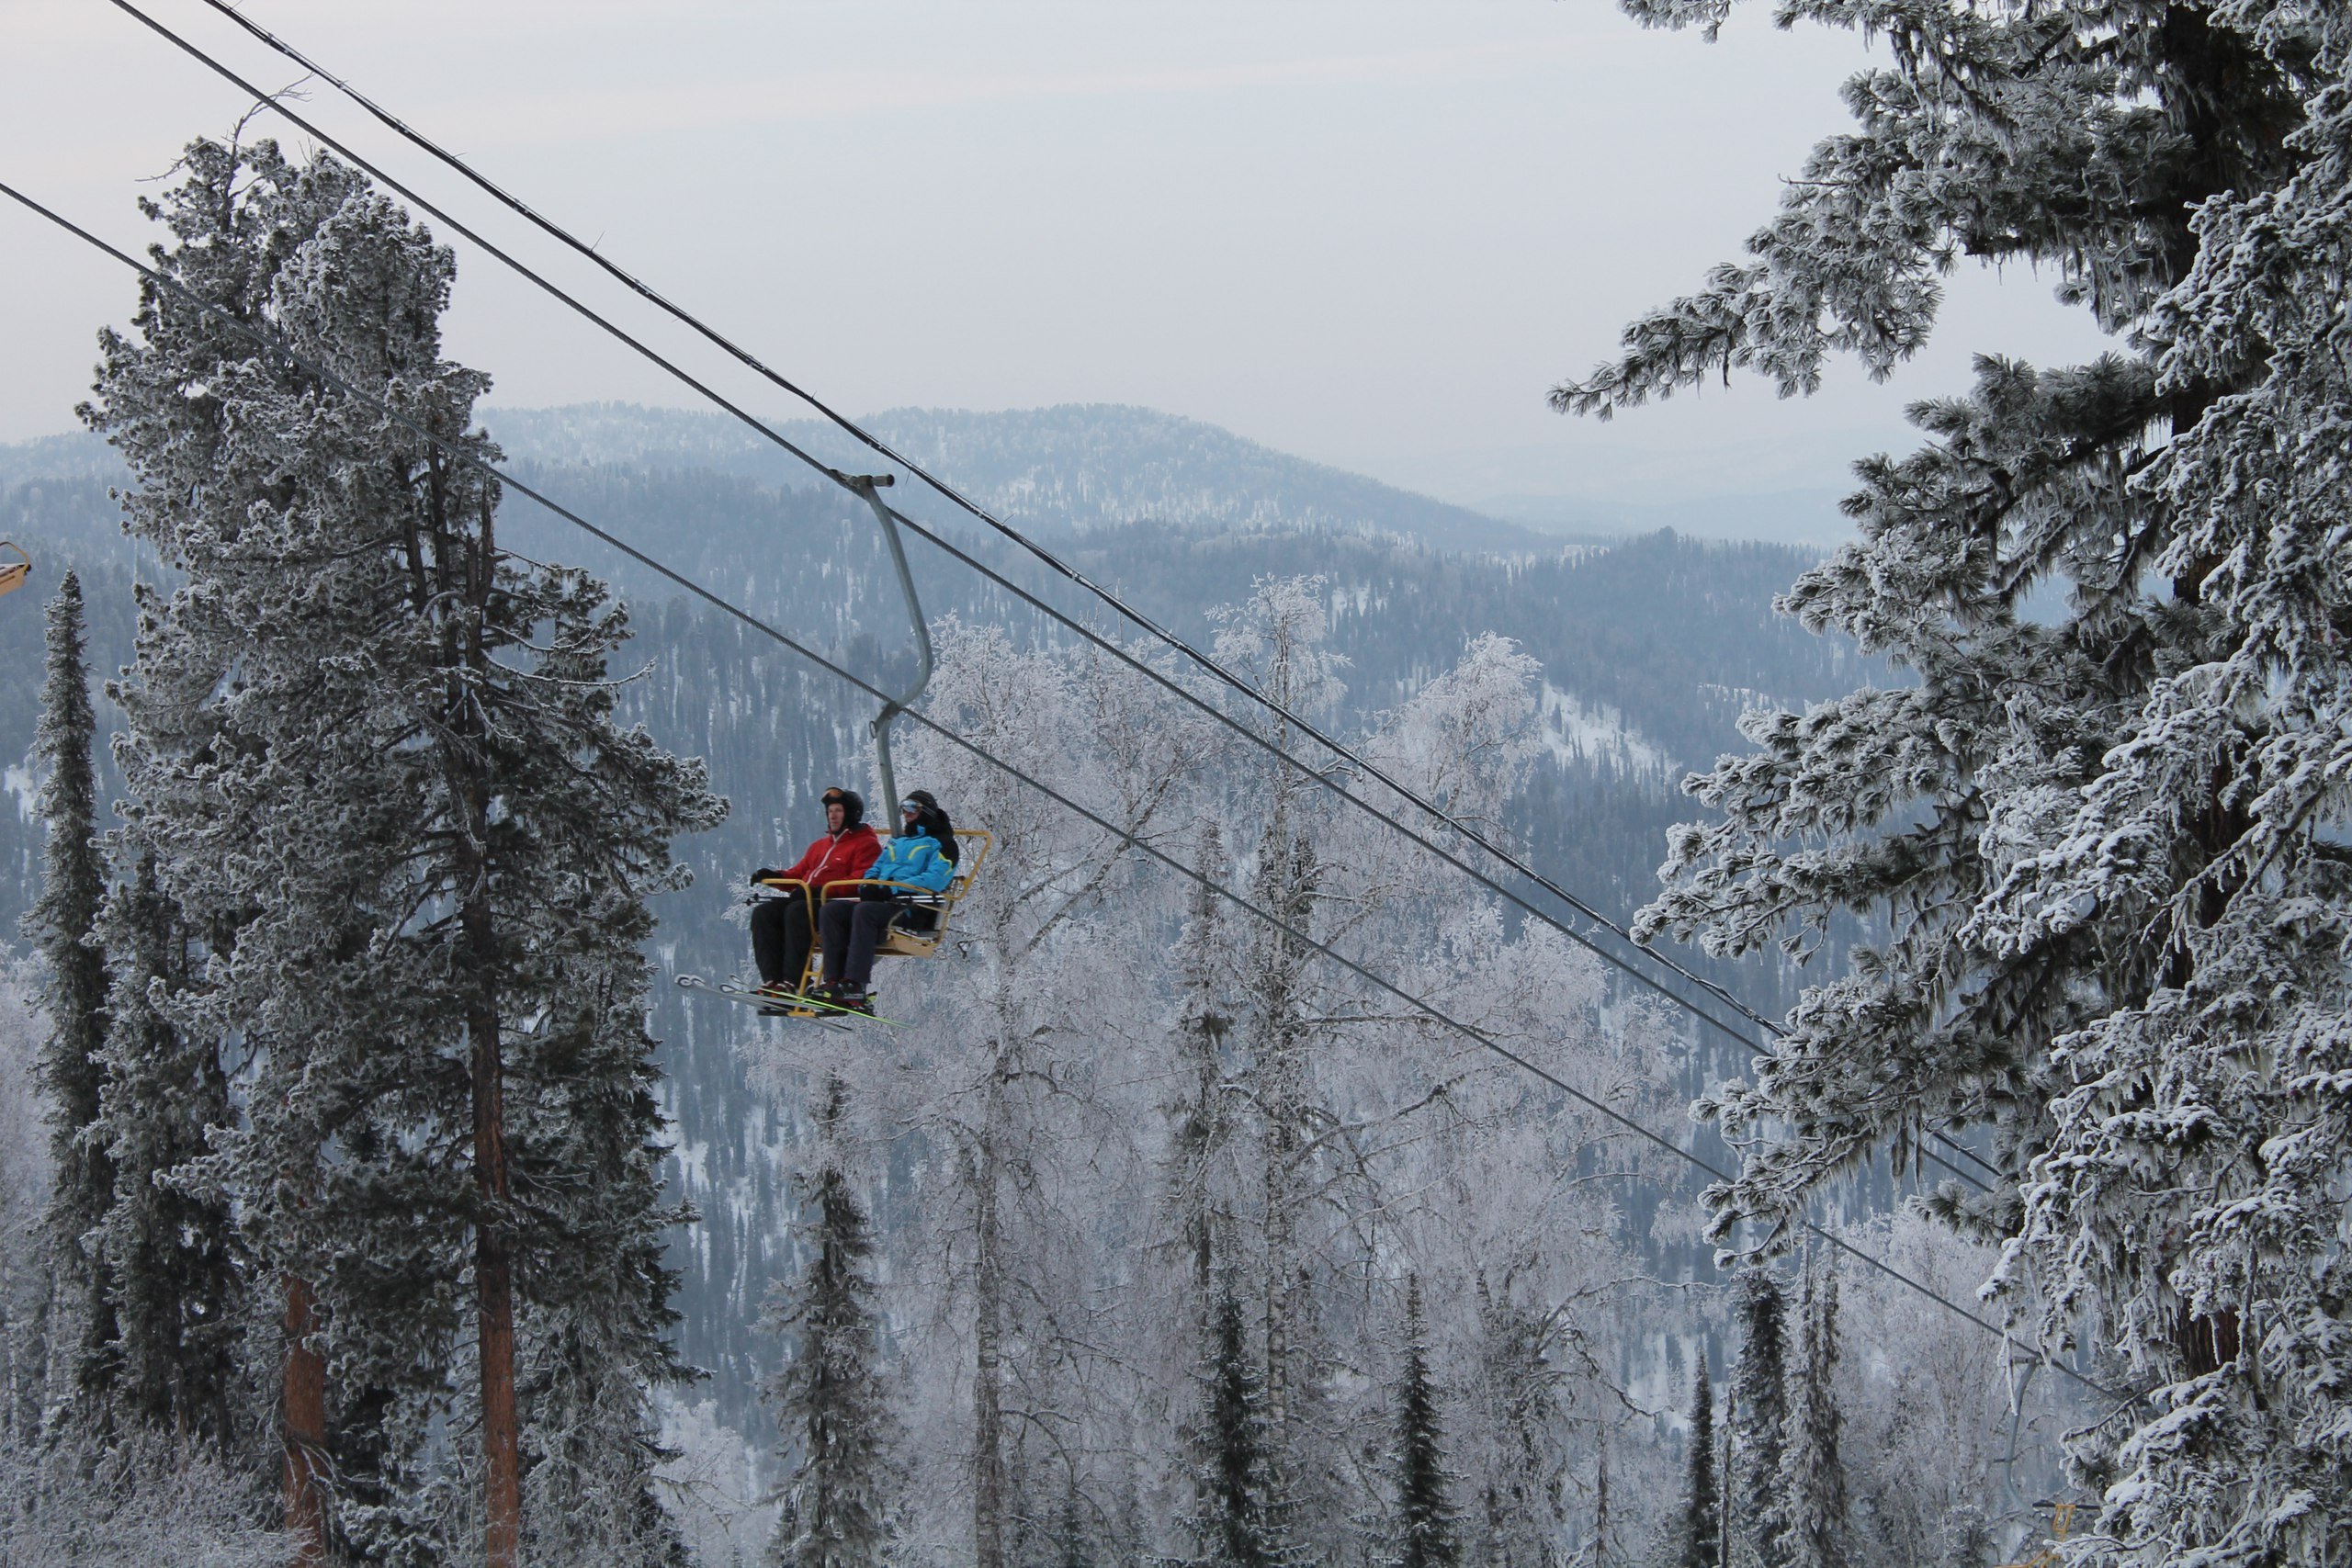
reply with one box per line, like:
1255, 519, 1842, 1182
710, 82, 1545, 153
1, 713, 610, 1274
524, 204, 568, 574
3, 0, 2349, 1564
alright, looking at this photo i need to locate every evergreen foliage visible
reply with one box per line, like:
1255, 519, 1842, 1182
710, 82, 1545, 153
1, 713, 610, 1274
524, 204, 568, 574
1183, 1287, 1303, 1568
1559, 0, 2352, 1555
1726, 1272, 1790, 1568
1389, 1276, 1464, 1568
92, 850, 240, 1441
21, 569, 116, 1408
1676, 1353, 1719, 1568
81, 135, 720, 1553
762, 1081, 899, 1568
1780, 1272, 1848, 1568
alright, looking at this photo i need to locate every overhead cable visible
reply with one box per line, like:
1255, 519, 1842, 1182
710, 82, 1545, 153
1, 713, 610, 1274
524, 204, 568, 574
115, 0, 2007, 1194
0, 173, 2108, 1398
147, 0, 1826, 1078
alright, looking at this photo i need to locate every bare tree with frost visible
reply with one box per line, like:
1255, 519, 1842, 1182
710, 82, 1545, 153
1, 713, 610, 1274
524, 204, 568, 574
877, 618, 1223, 1568
84, 136, 719, 1564
1555, 0, 2352, 1557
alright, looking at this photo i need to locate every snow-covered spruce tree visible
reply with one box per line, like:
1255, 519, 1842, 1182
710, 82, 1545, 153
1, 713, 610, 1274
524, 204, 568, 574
1387, 1276, 1463, 1568
1182, 1285, 1305, 1568
92, 849, 242, 1443
20, 569, 117, 1412
761, 1080, 899, 1568
1779, 1270, 1848, 1568
1555, 0, 2351, 1558
1675, 1354, 1719, 1568
1724, 1272, 1789, 1568
84, 137, 720, 1563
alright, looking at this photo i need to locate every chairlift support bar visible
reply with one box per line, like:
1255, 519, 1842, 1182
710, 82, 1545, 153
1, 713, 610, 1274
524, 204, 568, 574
835, 472, 932, 817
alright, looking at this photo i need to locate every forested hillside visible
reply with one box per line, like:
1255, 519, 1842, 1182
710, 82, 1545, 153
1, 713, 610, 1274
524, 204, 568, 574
2, 407, 2049, 1564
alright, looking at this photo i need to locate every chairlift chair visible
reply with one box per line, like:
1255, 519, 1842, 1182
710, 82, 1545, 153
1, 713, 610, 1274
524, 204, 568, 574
0, 543, 29, 600
704, 472, 989, 1022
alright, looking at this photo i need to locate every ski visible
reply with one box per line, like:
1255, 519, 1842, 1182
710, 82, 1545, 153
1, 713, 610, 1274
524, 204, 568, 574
674, 974, 900, 1027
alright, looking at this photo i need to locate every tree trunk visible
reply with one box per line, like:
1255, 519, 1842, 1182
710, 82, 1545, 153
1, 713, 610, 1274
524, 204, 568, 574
282, 1272, 329, 1567
470, 907, 521, 1568
971, 1135, 1006, 1568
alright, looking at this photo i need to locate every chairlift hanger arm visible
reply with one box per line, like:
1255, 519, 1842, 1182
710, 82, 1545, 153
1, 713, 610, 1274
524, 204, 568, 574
835, 472, 933, 817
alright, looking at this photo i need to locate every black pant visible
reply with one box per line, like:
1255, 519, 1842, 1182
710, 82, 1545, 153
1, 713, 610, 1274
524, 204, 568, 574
751, 890, 816, 987
819, 897, 934, 988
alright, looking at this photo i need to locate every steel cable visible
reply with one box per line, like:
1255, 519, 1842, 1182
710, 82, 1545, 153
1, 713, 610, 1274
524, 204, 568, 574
158, 0, 1832, 1071
0, 173, 2113, 1400
110, 0, 2014, 1192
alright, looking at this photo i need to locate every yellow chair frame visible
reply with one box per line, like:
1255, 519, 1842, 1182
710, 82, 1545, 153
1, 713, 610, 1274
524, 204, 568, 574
753, 829, 993, 990
0, 543, 29, 601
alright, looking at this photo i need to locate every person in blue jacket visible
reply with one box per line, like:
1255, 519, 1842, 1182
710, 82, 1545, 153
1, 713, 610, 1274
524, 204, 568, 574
811, 791, 959, 1014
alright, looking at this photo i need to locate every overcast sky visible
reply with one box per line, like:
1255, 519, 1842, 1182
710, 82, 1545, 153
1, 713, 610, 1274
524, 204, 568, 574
2, 0, 2112, 517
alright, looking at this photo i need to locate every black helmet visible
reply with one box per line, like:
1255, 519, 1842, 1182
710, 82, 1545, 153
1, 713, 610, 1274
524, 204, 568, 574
898, 789, 957, 863
820, 785, 865, 830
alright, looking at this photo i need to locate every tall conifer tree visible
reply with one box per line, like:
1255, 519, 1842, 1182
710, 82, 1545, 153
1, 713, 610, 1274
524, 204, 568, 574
1183, 1286, 1303, 1568
762, 1081, 899, 1568
1725, 1272, 1790, 1568
1676, 1354, 1719, 1568
1561, 0, 2352, 1555
20, 569, 116, 1410
92, 849, 240, 1441
1389, 1276, 1463, 1568
1780, 1271, 1848, 1568
85, 136, 720, 1563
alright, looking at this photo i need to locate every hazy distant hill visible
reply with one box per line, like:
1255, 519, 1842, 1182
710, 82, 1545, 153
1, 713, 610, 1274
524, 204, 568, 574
482, 402, 1568, 554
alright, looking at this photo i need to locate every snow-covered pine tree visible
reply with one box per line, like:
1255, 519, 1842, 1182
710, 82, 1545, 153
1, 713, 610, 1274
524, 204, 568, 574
1388, 1276, 1463, 1568
85, 137, 720, 1564
1779, 1270, 1847, 1568
1725, 1272, 1789, 1568
92, 849, 241, 1443
1182, 1284, 1304, 1568
20, 569, 116, 1412
1556, 0, 2351, 1558
1676, 1353, 1719, 1568
761, 1080, 899, 1568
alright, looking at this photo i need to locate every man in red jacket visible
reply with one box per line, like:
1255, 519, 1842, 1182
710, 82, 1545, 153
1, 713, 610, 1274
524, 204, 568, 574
750, 785, 881, 994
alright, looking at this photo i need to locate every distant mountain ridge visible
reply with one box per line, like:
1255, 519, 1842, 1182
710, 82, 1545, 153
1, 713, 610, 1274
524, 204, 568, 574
479, 402, 1566, 554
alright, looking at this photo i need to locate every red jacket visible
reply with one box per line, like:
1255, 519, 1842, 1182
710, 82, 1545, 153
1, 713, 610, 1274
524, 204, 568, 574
775, 825, 881, 895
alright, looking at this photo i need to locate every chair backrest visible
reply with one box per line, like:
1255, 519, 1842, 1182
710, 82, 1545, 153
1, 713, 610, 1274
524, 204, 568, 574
873, 829, 991, 959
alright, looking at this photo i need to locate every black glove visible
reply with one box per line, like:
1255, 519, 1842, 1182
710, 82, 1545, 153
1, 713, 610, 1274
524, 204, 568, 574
859, 883, 902, 903
751, 867, 779, 886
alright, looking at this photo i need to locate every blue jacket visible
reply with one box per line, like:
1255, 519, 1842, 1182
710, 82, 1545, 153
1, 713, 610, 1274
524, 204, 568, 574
861, 829, 956, 897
